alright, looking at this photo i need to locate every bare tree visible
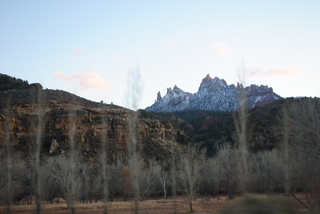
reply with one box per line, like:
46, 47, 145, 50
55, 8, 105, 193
177, 143, 206, 212
126, 69, 143, 214
154, 161, 170, 199
0, 152, 27, 206
285, 99, 320, 160
233, 62, 253, 197
138, 158, 158, 200
282, 106, 290, 197
170, 146, 178, 214
65, 97, 81, 214
216, 145, 237, 199
203, 156, 220, 197
33, 89, 45, 214
234, 86, 250, 195
283, 98, 320, 209
47, 155, 81, 209
107, 155, 126, 201
42, 160, 61, 204
251, 150, 283, 194
3, 100, 13, 214
100, 105, 109, 214
118, 165, 134, 201
79, 160, 95, 203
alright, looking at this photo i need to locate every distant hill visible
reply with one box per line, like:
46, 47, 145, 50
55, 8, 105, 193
146, 74, 282, 112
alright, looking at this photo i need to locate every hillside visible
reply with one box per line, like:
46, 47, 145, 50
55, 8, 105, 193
0, 74, 187, 162
141, 98, 289, 155
0, 73, 316, 159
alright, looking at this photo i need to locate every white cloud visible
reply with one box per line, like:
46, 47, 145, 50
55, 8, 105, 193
54, 70, 110, 91
54, 70, 73, 82
78, 71, 110, 91
247, 65, 303, 78
267, 66, 303, 76
213, 42, 234, 56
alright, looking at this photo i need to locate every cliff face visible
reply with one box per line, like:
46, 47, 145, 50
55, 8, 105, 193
145, 74, 282, 112
0, 89, 181, 161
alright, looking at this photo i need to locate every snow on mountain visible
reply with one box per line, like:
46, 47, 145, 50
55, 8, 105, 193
145, 74, 282, 112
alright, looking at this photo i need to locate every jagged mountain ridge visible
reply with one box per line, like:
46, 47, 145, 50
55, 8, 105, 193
145, 74, 282, 112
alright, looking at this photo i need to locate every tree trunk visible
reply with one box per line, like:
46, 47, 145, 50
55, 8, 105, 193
227, 174, 234, 200
163, 183, 167, 199
189, 201, 193, 213
283, 107, 290, 197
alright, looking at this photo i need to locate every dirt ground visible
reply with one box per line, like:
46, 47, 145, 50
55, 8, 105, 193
0, 194, 314, 214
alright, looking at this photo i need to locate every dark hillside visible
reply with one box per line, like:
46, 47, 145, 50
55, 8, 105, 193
141, 97, 320, 155
0, 73, 34, 91
0, 89, 123, 110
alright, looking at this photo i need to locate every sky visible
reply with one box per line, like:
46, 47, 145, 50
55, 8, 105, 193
1, 0, 320, 109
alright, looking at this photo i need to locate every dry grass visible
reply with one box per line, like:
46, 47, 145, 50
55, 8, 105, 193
0, 196, 233, 214
0, 194, 315, 214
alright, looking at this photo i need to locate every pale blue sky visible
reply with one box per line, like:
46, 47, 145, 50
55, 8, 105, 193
1, 1, 319, 109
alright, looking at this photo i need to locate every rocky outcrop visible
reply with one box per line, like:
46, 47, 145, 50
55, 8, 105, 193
0, 89, 182, 160
30, 83, 43, 90
145, 74, 282, 112
49, 139, 59, 154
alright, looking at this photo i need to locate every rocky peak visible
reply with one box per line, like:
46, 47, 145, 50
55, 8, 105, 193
237, 82, 244, 89
156, 91, 162, 102
198, 75, 228, 93
166, 87, 173, 97
173, 85, 182, 94
201, 74, 212, 85
146, 74, 282, 112
166, 85, 184, 97
245, 84, 273, 97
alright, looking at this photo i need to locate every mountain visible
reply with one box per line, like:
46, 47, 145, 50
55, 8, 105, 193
145, 74, 282, 112
0, 73, 317, 158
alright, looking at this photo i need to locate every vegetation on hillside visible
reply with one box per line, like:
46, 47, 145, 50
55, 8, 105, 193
0, 74, 31, 91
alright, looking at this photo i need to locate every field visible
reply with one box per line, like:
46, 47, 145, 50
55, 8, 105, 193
0, 196, 237, 214
0, 194, 313, 214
